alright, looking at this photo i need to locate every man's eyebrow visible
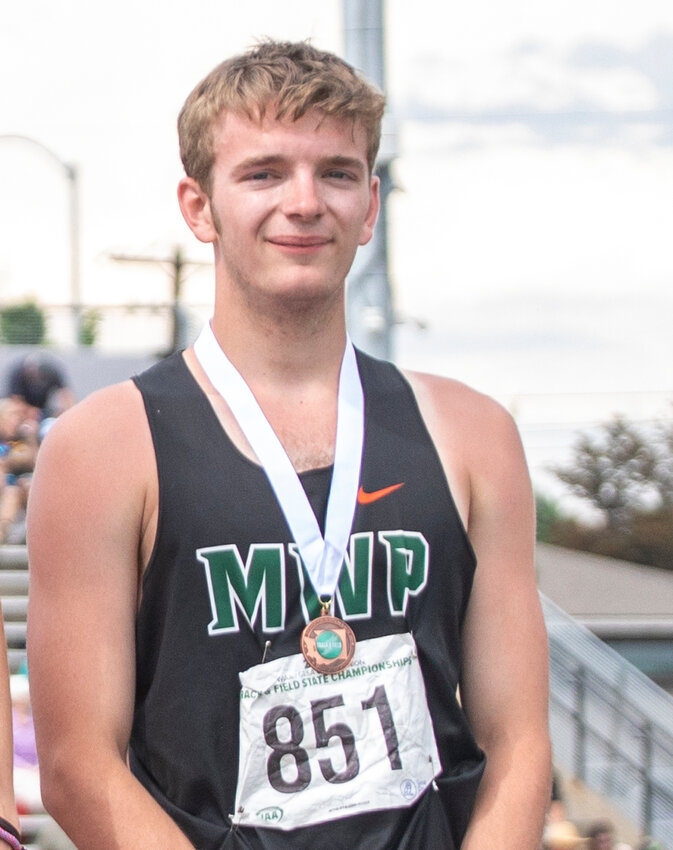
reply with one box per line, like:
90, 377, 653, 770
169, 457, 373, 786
230, 154, 367, 176
231, 155, 285, 175
321, 156, 366, 174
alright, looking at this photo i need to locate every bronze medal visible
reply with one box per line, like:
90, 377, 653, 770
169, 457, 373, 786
301, 603, 356, 674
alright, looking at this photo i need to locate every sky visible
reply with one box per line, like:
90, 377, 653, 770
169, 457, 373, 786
1, 0, 673, 502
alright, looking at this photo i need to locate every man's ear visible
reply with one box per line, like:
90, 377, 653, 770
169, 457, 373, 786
358, 175, 381, 247
177, 177, 217, 243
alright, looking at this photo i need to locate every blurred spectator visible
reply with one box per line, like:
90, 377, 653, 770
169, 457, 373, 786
9, 672, 76, 849
8, 668, 77, 848
9, 674, 40, 815
586, 819, 633, 850
543, 819, 587, 848
0, 398, 38, 544
638, 839, 663, 850
5, 352, 74, 425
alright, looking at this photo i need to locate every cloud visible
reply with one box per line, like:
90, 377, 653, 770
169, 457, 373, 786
395, 32, 673, 147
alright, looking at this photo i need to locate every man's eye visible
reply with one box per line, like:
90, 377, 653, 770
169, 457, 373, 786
250, 172, 272, 181
326, 170, 351, 180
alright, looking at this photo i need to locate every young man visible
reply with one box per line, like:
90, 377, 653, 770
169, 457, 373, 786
27, 40, 551, 849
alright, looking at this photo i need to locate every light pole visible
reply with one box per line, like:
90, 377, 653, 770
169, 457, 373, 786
343, 0, 396, 360
0, 134, 82, 346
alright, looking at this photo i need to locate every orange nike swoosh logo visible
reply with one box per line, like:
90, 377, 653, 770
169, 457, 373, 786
357, 482, 405, 504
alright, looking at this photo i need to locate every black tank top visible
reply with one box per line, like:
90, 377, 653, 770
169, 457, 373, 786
131, 350, 485, 850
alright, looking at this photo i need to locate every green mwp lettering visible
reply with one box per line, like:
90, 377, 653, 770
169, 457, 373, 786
292, 533, 373, 621
198, 543, 285, 633
379, 531, 429, 614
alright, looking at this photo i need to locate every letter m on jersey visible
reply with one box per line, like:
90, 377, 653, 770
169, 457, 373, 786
197, 544, 285, 634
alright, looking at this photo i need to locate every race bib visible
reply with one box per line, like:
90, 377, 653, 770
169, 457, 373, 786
233, 632, 441, 831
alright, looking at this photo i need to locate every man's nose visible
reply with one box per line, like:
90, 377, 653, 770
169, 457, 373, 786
281, 172, 325, 218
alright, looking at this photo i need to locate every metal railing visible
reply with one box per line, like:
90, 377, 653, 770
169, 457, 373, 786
543, 594, 673, 846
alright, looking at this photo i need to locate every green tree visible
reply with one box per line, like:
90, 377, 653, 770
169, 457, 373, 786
628, 507, 673, 569
650, 418, 673, 507
552, 413, 673, 569
78, 308, 102, 347
535, 492, 563, 542
554, 415, 657, 532
0, 300, 46, 345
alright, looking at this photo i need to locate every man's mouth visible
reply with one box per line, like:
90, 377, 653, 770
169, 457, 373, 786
267, 235, 332, 251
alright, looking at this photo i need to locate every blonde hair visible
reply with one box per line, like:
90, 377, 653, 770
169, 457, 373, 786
178, 39, 386, 195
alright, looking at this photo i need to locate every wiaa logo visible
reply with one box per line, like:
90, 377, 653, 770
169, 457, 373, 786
256, 806, 284, 823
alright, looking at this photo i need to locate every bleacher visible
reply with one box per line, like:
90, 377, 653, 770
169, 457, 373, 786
2, 545, 28, 675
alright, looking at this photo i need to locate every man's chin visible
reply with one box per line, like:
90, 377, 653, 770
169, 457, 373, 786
249, 277, 344, 318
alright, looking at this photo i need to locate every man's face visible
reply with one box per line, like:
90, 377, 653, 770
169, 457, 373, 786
200, 108, 380, 311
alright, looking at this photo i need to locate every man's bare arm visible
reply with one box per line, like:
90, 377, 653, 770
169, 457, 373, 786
460, 398, 550, 848
27, 383, 195, 849
410, 374, 551, 849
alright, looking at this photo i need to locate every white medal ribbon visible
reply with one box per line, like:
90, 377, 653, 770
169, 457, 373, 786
193, 321, 364, 599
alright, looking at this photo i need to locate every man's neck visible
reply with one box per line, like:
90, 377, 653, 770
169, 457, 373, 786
210, 289, 348, 390
199, 292, 349, 472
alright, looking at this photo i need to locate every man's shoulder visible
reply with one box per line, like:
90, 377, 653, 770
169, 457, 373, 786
402, 368, 514, 435
39, 379, 148, 461
28, 378, 155, 552
401, 368, 526, 509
